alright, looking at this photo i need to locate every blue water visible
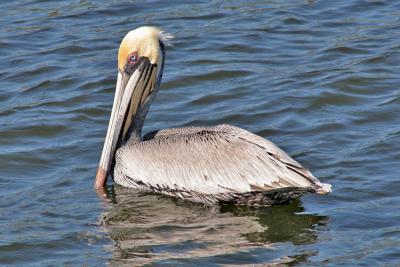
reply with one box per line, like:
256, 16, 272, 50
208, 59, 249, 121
1, 0, 399, 265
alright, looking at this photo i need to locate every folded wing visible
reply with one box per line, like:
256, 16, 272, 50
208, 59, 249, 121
114, 124, 331, 202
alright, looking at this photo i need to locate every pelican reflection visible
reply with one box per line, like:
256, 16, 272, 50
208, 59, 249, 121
99, 186, 328, 265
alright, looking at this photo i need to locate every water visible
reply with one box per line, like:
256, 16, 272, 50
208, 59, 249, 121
1, 0, 399, 265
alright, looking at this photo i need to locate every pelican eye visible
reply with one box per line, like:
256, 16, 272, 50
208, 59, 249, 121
125, 52, 140, 74
128, 52, 138, 63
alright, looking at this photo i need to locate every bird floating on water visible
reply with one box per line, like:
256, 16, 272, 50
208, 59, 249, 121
95, 26, 332, 205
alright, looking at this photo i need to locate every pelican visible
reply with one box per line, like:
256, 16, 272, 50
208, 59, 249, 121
95, 26, 332, 205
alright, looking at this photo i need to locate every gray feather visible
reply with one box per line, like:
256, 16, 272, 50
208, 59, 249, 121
113, 124, 331, 205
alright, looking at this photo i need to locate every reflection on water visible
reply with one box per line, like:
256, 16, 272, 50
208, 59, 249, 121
100, 186, 328, 265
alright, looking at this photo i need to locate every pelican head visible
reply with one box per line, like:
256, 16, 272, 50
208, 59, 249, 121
95, 26, 171, 188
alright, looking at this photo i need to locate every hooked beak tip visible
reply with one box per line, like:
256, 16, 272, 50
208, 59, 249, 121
94, 167, 107, 189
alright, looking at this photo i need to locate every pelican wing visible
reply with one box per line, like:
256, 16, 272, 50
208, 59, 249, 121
114, 124, 330, 202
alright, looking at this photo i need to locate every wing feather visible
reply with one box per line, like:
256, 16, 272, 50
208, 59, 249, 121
115, 124, 330, 199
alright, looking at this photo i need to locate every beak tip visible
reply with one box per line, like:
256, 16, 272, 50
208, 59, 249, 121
94, 167, 108, 189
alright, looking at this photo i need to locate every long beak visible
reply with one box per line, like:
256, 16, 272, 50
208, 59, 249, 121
94, 59, 155, 188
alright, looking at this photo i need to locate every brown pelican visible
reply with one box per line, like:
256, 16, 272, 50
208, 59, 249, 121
95, 26, 332, 205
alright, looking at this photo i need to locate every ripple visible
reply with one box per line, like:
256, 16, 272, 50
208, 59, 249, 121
166, 13, 226, 21
324, 46, 370, 55
163, 70, 253, 89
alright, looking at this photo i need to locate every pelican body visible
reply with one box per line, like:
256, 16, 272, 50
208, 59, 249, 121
95, 26, 332, 205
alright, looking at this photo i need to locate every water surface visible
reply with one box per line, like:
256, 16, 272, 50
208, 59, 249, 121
1, 0, 400, 265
